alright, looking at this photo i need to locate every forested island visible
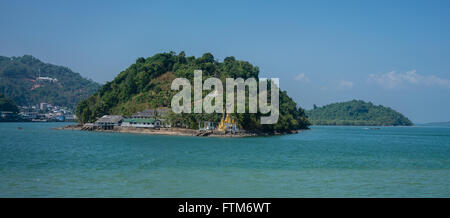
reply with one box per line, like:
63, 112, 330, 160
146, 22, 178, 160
75, 52, 310, 134
0, 55, 100, 108
306, 100, 413, 126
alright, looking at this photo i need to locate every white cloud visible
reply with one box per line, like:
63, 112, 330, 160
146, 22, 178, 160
294, 73, 310, 82
338, 80, 353, 89
368, 70, 450, 88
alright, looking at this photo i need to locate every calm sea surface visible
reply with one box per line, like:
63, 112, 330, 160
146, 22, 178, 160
0, 122, 449, 197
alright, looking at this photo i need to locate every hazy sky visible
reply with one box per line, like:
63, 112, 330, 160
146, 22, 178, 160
1, 0, 450, 123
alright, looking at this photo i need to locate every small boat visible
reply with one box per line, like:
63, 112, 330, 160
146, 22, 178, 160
370, 127, 380, 130
18, 127, 23, 130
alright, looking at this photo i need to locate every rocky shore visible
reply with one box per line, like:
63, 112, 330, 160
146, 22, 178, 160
55, 124, 302, 137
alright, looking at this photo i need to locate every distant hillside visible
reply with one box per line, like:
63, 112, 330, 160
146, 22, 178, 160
76, 52, 310, 133
306, 100, 413, 126
0, 55, 100, 108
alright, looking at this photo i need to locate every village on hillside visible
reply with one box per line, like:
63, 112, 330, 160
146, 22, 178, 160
0, 102, 76, 122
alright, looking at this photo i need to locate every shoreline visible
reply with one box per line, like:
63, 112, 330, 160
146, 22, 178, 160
55, 124, 304, 138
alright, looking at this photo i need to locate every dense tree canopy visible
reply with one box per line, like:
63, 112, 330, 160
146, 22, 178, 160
306, 100, 413, 126
0, 55, 100, 108
0, 93, 19, 113
76, 52, 310, 132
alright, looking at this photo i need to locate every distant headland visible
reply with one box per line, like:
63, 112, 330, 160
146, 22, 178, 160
0, 55, 100, 108
306, 100, 413, 126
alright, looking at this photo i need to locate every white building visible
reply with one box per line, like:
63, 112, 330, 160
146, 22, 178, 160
121, 118, 161, 128
37, 77, 58, 83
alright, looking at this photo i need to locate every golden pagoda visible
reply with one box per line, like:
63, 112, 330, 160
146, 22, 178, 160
218, 113, 237, 131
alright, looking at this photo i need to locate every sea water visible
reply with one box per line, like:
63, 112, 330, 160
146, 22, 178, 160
0, 123, 449, 197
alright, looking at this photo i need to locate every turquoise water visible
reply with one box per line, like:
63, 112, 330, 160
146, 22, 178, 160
0, 123, 449, 197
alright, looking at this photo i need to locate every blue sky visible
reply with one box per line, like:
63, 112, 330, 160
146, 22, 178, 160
1, 0, 450, 123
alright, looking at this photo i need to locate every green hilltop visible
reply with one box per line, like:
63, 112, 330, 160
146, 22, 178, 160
0, 55, 100, 108
75, 52, 310, 133
306, 100, 413, 126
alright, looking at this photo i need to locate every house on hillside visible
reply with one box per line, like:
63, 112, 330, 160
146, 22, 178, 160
132, 108, 171, 119
37, 76, 58, 83
132, 109, 157, 119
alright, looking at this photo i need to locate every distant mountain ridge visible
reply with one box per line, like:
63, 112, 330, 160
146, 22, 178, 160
306, 100, 413, 126
0, 55, 100, 108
